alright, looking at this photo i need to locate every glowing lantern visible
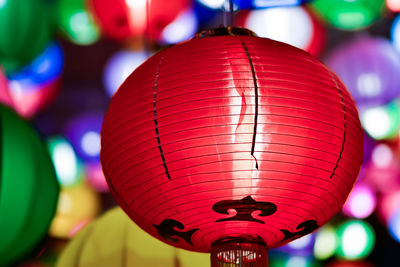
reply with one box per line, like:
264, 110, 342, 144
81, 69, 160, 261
325, 36, 400, 111
0, 104, 59, 266
56, 0, 100, 45
88, 0, 190, 41
234, 6, 326, 56
310, 0, 386, 31
56, 207, 209, 267
7, 42, 64, 118
0, 0, 53, 74
101, 27, 363, 266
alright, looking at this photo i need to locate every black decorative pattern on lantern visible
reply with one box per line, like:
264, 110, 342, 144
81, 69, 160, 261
280, 220, 319, 243
241, 41, 260, 170
153, 219, 199, 245
212, 196, 277, 224
153, 57, 172, 180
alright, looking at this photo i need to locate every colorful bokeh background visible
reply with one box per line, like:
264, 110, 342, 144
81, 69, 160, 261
1, 0, 400, 266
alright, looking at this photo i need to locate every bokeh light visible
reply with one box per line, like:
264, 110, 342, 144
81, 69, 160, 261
388, 209, 400, 243
343, 183, 376, 219
103, 50, 148, 97
361, 101, 400, 140
235, 6, 325, 56
336, 220, 375, 260
310, 0, 386, 31
391, 15, 400, 53
86, 162, 109, 192
313, 225, 337, 260
379, 191, 400, 223
160, 8, 198, 44
276, 234, 315, 256
325, 37, 400, 111
47, 136, 83, 187
64, 112, 103, 163
363, 143, 400, 195
56, 0, 100, 45
6, 42, 64, 118
49, 182, 101, 239
387, 0, 400, 12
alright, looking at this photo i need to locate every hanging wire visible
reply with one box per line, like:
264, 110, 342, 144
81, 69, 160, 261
144, 0, 152, 57
223, 0, 234, 27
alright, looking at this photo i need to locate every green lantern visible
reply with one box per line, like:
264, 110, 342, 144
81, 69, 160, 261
0, 0, 54, 74
310, 0, 386, 31
0, 104, 59, 266
55, 0, 100, 45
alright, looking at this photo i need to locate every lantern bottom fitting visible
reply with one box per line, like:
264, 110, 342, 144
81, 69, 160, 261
210, 237, 269, 267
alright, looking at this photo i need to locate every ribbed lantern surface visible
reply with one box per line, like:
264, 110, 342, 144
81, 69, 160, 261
101, 28, 363, 254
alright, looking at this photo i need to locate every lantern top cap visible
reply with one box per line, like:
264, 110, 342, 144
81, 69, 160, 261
194, 27, 257, 39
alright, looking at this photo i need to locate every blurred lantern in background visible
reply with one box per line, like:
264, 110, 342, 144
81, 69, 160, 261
55, 0, 100, 45
391, 15, 400, 53
0, 104, 59, 266
101, 27, 363, 266
0, 0, 54, 74
335, 220, 375, 260
49, 181, 101, 239
6, 42, 64, 118
234, 6, 326, 56
325, 36, 400, 112
103, 50, 149, 97
310, 0, 386, 31
47, 136, 84, 187
56, 208, 209, 267
88, 0, 191, 41
342, 183, 376, 219
64, 112, 103, 163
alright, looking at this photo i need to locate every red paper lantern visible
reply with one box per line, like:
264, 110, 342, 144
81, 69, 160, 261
101, 28, 363, 266
88, 0, 190, 41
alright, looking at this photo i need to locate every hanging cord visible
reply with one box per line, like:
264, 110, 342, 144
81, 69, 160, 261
223, 0, 234, 27
144, 0, 152, 57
